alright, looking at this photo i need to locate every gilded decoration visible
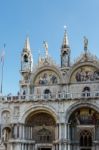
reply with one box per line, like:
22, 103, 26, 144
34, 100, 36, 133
26, 112, 56, 126
34, 70, 58, 85
26, 112, 55, 143
70, 65, 99, 82
69, 108, 99, 125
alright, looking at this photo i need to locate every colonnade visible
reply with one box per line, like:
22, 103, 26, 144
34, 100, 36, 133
0, 123, 72, 150
54, 123, 71, 150
12, 124, 34, 140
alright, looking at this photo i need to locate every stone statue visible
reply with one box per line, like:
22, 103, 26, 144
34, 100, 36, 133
84, 36, 88, 52
43, 41, 48, 58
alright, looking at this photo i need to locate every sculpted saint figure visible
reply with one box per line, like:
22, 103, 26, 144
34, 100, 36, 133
84, 36, 88, 52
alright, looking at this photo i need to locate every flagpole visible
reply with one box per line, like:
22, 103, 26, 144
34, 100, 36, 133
0, 44, 5, 95
0, 58, 4, 94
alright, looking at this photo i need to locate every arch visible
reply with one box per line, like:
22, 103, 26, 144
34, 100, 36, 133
68, 62, 99, 83
82, 86, 91, 97
25, 112, 56, 126
65, 102, 99, 123
80, 130, 92, 147
21, 105, 57, 144
24, 54, 28, 62
20, 105, 59, 124
31, 65, 63, 85
83, 86, 90, 92
44, 89, 51, 95
2, 127, 11, 142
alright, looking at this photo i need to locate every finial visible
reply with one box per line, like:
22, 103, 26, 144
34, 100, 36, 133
64, 25, 67, 36
84, 36, 88, 53
43, 41, 48, 58
64, 25, 67, 30
62, 25, 69, 47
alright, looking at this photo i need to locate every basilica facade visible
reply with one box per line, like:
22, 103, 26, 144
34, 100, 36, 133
0, 30, 99, 150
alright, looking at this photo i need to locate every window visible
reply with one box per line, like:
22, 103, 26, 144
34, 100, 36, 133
37, 128, 52, 143
44, 89, 51, 99
24, 54, 28, 62
82, 87, 90, 97
80, 130, 92, 147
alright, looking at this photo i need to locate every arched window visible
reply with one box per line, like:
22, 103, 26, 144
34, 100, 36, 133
2, 127, 11, 142
24, 54, 28, 62
44, 89, 51, 99
37, 128, 52, 143
80, 130, 92, 148
25, 112, 56, 143
82, 86, 90, 97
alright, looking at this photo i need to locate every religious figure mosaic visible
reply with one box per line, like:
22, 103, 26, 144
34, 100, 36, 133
26, 112, 56, 126
35, 70, 58, 85
70, 66, 99, 82
69, 108, 99, 125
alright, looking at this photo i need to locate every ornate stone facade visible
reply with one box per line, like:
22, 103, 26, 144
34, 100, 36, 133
0, 32, 99, 150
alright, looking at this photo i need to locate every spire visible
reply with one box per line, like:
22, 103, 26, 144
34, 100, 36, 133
24, 36, 31, 51
61, 27, 71, 68
21, 35, 33, 72
61, 27, 69, 49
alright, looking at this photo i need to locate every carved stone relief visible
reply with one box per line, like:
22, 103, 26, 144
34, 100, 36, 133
14, 106, 20, 116
2, 111, 10, 123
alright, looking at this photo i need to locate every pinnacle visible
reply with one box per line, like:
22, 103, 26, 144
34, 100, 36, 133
24, 36, 31, 51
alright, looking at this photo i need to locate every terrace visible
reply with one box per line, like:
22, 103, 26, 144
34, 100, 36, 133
0, 91, 99, 102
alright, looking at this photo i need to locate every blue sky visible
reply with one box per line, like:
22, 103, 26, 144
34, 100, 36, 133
0, 0, 99, 95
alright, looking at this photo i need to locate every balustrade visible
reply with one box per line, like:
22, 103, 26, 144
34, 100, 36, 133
0, 91, 99, 102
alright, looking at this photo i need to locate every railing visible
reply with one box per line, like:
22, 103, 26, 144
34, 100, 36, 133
0, 91, 99, 102
19, 80, 30, 85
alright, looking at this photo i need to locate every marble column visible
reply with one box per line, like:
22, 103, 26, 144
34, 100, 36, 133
25, 126, 27, 139
67, 123, 71, 150
24, 144, 27, 150
59, 123, 61, 140
68, 144, 70, 150
55, 124, 58, 139
64, 143, 68, 150
9, 143, 13, 150
23, 125, 25, 139
19, 124, 22, 139
67, 123, 70, 140
21, 144, 24, 150
56, 144, 59, 150
33, 144, 35, 150
59, 144, 61, 150
52, 145, 55, 150
65, 123, 68, 139
29, 127, 31, 140
30, 127, 33, 140
17, 124, 19, 138
14, 124, 17, 138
